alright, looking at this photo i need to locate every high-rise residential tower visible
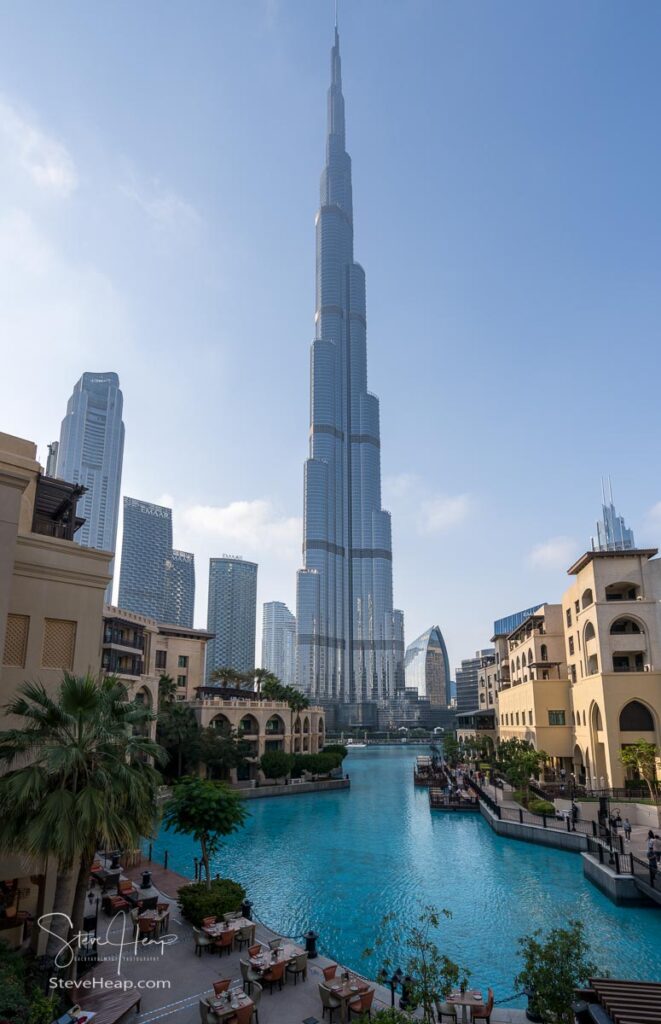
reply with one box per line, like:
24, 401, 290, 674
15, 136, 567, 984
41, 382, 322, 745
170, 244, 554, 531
262, 601, 296, 685
591, 479, 635, 552
405, 626, 452, 706
56, 372, 125, 600
165, 549, 196, 629
455, 649, 495, 714
296, 23, 404, 716
206, 556, 257, 679
118, 498, 172, 621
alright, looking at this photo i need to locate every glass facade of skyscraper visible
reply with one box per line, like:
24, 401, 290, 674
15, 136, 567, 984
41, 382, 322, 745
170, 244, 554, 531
404, 626, 452, 706
296, 27, 404, 708
118, 497, 173, 621
455, 649, 495, 714
261, 601, 296, 685
56, 372, 125, 601
165, 549, 195, 629
206, 557, 257, 678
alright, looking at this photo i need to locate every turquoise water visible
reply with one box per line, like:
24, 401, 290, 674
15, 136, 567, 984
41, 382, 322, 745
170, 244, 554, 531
153, 747, 661, 1002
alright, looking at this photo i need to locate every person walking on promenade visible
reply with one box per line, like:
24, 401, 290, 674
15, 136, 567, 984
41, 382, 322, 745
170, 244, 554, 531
646, 830, 656, 862
623, 817, 632, 841
653, 834, 661, 861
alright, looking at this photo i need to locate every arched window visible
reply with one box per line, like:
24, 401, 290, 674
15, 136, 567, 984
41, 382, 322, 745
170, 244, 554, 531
582, 710, 586, 727
540, 644, 548, 662
610, 617, 643, 636
605, 582, 640, 601
210, 714, 232, 736
521, 653, 527, 668
516, 656, 521, 670
619, 701, 655, 732
528, 648, 533, 665
294, 716, 301, 733
239, 714, 259, 735
303, 716, 310, 733
584, 622, 596, 642
581, 588, 594, 609
265, 714, 285, 735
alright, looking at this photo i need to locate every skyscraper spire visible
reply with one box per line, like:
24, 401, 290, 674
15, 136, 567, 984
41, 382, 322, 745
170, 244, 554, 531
296, 22, 404, 722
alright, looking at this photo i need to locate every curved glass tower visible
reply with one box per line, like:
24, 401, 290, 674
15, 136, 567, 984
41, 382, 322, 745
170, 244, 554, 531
296, 25, 404, 710
404, 626, 452, 707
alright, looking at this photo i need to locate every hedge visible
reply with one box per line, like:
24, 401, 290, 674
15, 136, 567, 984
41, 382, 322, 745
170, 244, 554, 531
291, 752, 344, 777
259, 751, 294, 779
178, 878, 246, 927
528, 798, 556, 816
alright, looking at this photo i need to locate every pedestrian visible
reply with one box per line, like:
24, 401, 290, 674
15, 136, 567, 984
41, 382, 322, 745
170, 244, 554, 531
648, 850, 658, 886
654, 834, 661, 860
623, 818, 632, 841
647, 830, 656, 859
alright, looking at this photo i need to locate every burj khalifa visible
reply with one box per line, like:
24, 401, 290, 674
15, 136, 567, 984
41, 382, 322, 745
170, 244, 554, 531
296, 22, 404, 722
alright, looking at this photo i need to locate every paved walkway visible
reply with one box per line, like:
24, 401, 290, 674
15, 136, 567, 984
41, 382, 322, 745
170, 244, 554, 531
77, 864, 526, 1023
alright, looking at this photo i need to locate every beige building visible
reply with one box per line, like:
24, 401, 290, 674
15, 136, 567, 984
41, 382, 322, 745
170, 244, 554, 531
102, 605, 213, 714
563, 548, 661, 789
496, 604, 573, 768
0, 432, 112, 951
193, 692, 326, 780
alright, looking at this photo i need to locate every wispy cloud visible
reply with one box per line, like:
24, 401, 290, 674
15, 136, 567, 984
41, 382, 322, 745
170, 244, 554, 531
645, 502, 661, 527
384, 473, 474, 536
527, 536, 577, 570
0, 96, 77, 196
183, 500, 301, 556
120, 172, 200, 232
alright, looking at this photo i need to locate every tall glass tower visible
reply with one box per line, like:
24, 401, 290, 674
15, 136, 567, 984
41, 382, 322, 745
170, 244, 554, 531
206, 557, 258, 679
56, 372, 125, 601
296, 24, 404, 712
118, 498, 173, 621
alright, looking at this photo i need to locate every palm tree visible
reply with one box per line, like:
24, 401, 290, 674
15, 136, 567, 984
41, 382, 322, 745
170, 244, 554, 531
209, 666, 249, 690
0, 674, 165, 962
158, 673, 177, 706
253, 668, 277, 697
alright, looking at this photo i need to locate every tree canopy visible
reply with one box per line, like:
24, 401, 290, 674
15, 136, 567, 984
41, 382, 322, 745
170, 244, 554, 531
163, 776, 247, 888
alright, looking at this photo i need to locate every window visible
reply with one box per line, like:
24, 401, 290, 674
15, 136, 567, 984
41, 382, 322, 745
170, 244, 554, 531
515, 712, 520, 725
528, 710, 533, 725
155, 650, 167, 670
3, 614, 29, 667
587, 654, 599, 675
581, 588, 594, 609
177, 675, 187, 687
42, 618, 76, 670
568, 636, 575, 656
178, 655, 189, 668
566, 608, 572, 627
569, 664, 577, 684
574, 600, 579, 614
584, 621, 596, 641
548, 710, 566, 726
542, 671, 549, 680
619, 701, 654, 731
540, 644, 548, 662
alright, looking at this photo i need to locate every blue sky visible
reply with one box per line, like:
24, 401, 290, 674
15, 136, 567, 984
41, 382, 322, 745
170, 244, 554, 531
2, 0, 660, 671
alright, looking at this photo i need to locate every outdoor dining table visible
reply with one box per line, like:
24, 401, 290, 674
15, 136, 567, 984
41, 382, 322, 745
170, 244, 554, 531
326, 976, 371, 1023
204, 917, 254, 938
138, 907, 170, 937
249, 940, 304, 970
208, 990, 253, 1021
447, 988, 484, 1023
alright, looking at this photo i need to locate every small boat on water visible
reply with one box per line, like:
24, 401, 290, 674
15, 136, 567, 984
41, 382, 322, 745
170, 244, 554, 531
346, 738, 367, 749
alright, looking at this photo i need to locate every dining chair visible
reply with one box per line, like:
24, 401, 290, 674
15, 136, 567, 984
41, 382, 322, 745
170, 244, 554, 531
193, 927, 212, 956
235, 924, 254, 950
348, 988, 374, 1019
434, 996, 457, 1023
240, 958, 261, 993
138, 917, 156, 938
247, 944, 261, 958
225, 1003, 253, 1024
286, 951, 308, 985
268, 938, 281, 950
249, 981, 262, 1024
261, 959, 286, 994
215, 929, 235, 956
202, 916, 217, 928
318, 983, 341, 1022
198, 999, 214, 1024
471, 988, 493, 1024
322, 964, 338, 982
213, 979, 231, 996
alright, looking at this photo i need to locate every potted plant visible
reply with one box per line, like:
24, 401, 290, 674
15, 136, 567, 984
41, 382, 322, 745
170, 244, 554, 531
515, 921, 598, 1024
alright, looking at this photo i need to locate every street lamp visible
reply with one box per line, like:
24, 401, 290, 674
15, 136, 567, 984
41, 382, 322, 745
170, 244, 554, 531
378, 967, 403, 1008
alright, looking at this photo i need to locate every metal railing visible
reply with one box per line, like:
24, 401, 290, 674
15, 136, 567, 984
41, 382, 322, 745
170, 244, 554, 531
429, 788, 479, 810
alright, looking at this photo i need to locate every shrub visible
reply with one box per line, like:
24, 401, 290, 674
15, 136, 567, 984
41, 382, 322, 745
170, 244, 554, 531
178, 878, 246, 927
291, 752, 343, 777
322, 743, 348, 759
260, 750, 294, 779
528, 798, 556, 816
0, 940, 29, 1024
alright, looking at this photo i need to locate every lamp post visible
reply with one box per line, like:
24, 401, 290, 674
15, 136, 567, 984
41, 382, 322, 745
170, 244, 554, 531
378, 967, 403, 1008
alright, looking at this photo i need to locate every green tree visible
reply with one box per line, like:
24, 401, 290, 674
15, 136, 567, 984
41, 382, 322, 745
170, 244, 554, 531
163, 777, 247, 888
157, 701, 200, 779
498, 738, 547, 803
261, 675, 310, 711
158, 673, 177, 706
260, 750, 294, 779
365, 906, 468, 1024
197, 726, 251, 780
619, 740, 660, 800
442, 735, 460, 766
515, 921, 598, 1024
0, 675, 163, 960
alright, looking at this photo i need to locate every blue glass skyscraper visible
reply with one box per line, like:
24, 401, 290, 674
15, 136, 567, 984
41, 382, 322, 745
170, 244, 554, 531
296, 25, 404, 711
56, 372, 125, 602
